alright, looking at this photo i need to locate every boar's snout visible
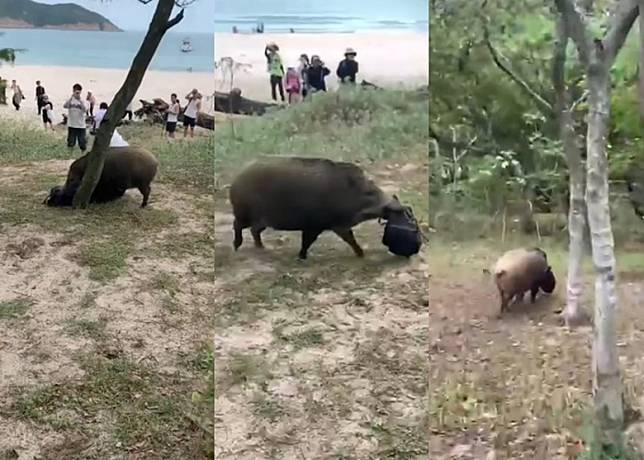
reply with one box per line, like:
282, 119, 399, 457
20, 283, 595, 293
382, 194, 405, 219
44, 185, 73, 207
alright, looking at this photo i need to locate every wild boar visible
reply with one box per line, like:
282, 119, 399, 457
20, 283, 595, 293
44, 146, 158, 208
229, 156, 404, 259
493, 247, 556, 316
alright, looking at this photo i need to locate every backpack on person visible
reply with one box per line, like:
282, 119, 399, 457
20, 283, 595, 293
381, 200, 423, 257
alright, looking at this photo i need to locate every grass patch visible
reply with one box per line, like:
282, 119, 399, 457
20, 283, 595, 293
219, 352, 272, 389
272, 321, 326, 350
0, 298, 32, 320
64, 318, 108, 342
156, 232, 213, 259
12, 354, 207, 457
250, 391, 286, 422
76, 238, 131, 282
215, 88, 429, 184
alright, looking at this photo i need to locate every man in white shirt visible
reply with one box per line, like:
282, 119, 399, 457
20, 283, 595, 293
63, 83, 88, 153
166, 93, 180, 141
183, 89, 201, 138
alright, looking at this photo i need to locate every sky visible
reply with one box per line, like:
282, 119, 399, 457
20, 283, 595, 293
37, 0, 213, 33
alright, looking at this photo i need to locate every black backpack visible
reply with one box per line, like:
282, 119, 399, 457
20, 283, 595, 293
381, 205, 423, 257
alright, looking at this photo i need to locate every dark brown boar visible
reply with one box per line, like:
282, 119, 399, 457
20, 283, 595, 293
229, 156, 404, 259
44, 146, 158, 208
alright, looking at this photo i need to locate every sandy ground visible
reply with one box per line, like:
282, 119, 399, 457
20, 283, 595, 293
0, 66, 214, 125
0, 136, 213, 458
428, 241, 644, 459
214, 30, 429, 101
214, 159, 430, 458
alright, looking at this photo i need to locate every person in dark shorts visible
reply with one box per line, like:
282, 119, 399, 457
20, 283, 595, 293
183, 89, 201, 138
166, 93, 180, 140
41, 95, 54, 131
35, 81, 45, 115
63, 83, 88, 153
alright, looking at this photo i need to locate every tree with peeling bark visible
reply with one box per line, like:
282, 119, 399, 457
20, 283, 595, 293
72, 0, 195, 209
480, 3, 591, 327
554, 0, 639, 452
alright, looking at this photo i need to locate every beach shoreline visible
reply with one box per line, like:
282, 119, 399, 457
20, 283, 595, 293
0, 64, 215, 124
214, 30, 428, 101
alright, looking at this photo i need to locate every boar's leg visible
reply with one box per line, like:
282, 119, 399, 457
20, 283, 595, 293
298, 229, 323, 260
233, 219, 245, 251
529, 284, 539, 303
250, 225, 266, 248
498, 290, 510, 317
139, 184, 151, 208
332, 228, 364, 257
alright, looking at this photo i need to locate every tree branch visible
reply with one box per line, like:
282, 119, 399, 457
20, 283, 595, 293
554, 0, 593, 66
552, 16, 570, 115
602, 0, 639, 67
429, 123, 489, 154
483, 22, 553, 114
164, 8, 184, 31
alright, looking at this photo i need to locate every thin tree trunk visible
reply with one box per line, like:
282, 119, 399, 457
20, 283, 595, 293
552, 17, 589, 327
72, 0, 184, 208
586, 58, 623, 448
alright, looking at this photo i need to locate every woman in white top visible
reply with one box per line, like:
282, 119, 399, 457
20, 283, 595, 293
183, 88, 201, 138
93, 102, 129, 147
166, 93, 181, 140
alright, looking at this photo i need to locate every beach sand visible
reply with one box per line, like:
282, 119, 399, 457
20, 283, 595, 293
214, 30, 429, 101
0, 66, 214, 125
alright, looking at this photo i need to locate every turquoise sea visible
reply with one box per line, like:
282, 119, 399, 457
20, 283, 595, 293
213, 0, 429, 34
0, 29, 213, 73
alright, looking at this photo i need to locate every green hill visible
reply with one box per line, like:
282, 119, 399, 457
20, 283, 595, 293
0, 0, 121, 31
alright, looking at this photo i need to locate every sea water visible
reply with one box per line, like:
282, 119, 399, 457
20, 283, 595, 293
0, 29, 213, 73
213, 0, 429, 34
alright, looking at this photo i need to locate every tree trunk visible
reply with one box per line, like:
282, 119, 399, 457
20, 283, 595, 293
552, 17, 589, 327
639, 1, 644, 123
72, 0, 184, 208
586, 57, 624, 448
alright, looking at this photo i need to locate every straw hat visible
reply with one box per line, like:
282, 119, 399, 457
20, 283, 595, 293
344, 47, 357, 56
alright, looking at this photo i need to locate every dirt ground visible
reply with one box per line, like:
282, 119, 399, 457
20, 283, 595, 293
213, 161, 430, 459
0, 158, 213, 459
428, 240, 644, 459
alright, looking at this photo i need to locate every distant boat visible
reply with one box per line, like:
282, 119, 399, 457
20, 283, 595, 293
181, 38, 192, 53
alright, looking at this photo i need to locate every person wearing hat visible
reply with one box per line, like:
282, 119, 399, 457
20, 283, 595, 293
264, 42, 285, 102
337, 47, 359, 84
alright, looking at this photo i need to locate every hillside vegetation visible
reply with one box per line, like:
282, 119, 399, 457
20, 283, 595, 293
0, 0, 120, 31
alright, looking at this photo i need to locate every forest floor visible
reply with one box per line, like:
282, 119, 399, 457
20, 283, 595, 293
0, 124, 214, 459
428, 237, 644, 459
214, 155, 430, 459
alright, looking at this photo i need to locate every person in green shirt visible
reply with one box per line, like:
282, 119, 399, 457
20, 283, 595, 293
264, 42, 285, 102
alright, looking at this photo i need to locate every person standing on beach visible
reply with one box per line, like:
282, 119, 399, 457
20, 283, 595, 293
35, 81, 46, 115
337, 48, 359, 84
183, 89, 201, 138
63, 83, 88, 154
41, 95, 54, 131
298, 54, 310, 99
264, 42, 285, 102
166, 93, 180, 140
10, 80, 24, 111
86, 91, 97, 117
285, 67, 301, 104
306, 56, 331, 93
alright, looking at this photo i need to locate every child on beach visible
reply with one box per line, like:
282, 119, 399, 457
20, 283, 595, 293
285, 67, 301, 104
298, 54, 310, 99
63, 83, 88, 154
264, 42, 285, 102
41, 95, 54, 131
86, 91, 97, 116
166, 93, 180, 140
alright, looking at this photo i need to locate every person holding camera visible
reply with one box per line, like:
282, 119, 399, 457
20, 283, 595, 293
306, 55, 330, 93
